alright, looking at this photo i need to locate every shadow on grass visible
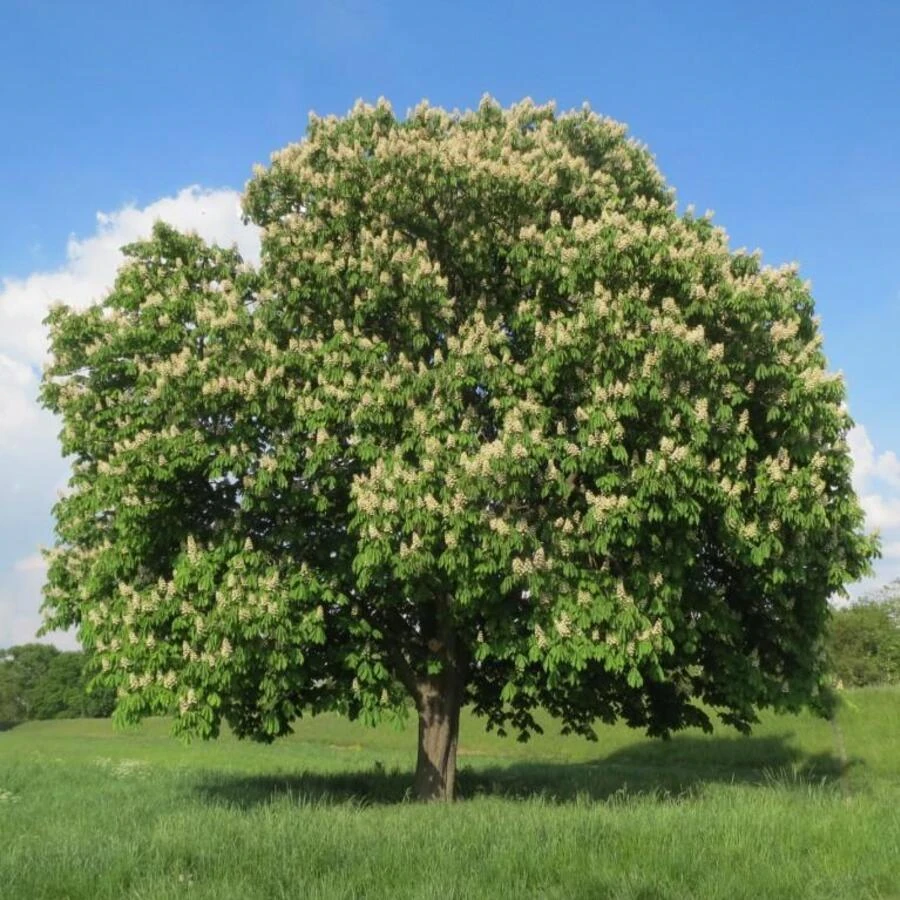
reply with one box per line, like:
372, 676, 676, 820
195, 733, 860, 808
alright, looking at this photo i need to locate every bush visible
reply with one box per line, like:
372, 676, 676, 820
827, 585, 900, 687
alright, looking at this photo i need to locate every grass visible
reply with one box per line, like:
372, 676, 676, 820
1, 688, 898, 899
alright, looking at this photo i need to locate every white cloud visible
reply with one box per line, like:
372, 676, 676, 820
859, 494, 900, 531
848, 424, 900, 491
882, 541, 900, 560
13, 554, 47, 574
0, 187, 258, 371
0, 355, 43, 449
0, 553, 77, 650
0, 187, 259, 650
847, 424, 900, 598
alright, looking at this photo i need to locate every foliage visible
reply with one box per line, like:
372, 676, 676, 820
827, 584, 900, 687
40, 97, 876, 797
0, 644, 115, 725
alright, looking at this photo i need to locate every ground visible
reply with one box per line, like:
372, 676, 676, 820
1, 688, 898, 899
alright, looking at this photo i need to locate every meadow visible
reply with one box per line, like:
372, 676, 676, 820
0, 688, 898, 899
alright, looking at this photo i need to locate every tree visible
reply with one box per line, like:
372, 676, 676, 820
0, 645, 116, 725
18, 649, 81, 720
827, 587, 900, 687
41, 98, 876, 800
0, 644, 60, 723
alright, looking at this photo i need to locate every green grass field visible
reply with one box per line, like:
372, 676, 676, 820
1, 689, 898, 899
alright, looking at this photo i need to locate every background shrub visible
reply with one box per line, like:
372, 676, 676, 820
827, 582, 900, 687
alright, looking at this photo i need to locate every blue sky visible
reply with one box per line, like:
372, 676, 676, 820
1, 0, 898, 645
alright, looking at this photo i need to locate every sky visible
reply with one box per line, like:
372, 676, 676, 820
1, 0, 898, 648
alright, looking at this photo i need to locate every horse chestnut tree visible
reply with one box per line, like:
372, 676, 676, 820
41, 98, 875, 800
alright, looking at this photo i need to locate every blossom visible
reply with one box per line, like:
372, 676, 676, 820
554, 612, 572, 637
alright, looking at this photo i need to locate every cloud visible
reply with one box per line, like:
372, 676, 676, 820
0, 354, 45, 449
0, 187, 259, 650
847, 424, 900, 598
0, 553, 77, 650
13, 554, 47, 574
882, 542, 900, 560
848, 425, 900, 491
859, 494, 900, 531
0, 187, 259, 371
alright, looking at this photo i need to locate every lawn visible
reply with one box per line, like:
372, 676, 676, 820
0, 688, 898, 899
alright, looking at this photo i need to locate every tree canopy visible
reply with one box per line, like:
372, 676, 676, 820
41, 97, 876, 799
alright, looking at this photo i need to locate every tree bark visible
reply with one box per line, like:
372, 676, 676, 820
413, 670, 462, 802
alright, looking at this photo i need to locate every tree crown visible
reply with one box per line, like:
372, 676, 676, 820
41, 97, 876, 746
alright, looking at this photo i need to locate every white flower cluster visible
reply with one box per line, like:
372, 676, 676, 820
178, 688, 198, 715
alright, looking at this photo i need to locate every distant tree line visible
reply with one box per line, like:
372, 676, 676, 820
0, 644, 115, 728
826, 581, 900, 688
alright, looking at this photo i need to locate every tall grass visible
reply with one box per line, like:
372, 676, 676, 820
1, 688, 898, 899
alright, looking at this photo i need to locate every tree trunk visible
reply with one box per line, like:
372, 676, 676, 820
413, 672, 462, 802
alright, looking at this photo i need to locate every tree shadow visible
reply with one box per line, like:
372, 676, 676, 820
194, 732, 861, 809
